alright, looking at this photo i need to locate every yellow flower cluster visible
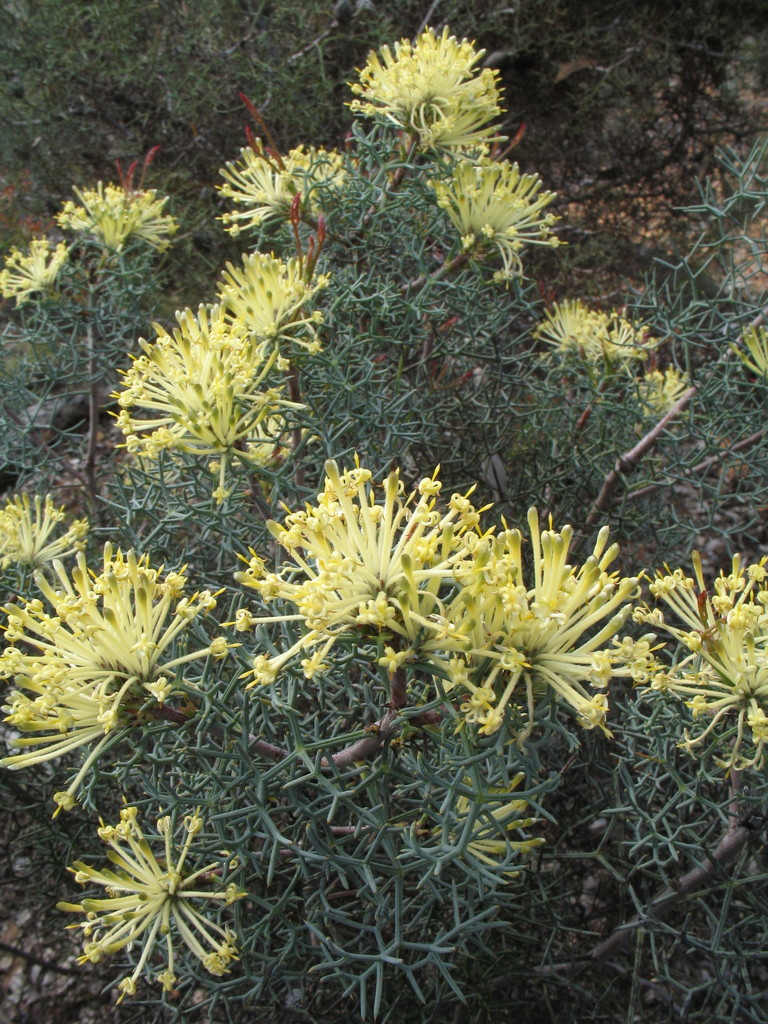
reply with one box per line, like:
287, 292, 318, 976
235, 460, 486, 688
1, 544, 227, 811
0, 238, 68, 305
218, 140, 345, 235
636, 552, 768, 769
236, 463, 642, 741
57, 183, 177, 252
0, 493, 88, 570
58, 807, 243, 1000
349, 26, 503, 153
443, 508, 644, 738
636, 366, 691, 415
534, 299, 658, 364
217, 251, 330, 357
430, 159, 561, 281
115, 304, 301, 501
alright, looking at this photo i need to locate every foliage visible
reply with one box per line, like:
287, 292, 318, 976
1, 20, 768, 1024
1, 0, 765, 305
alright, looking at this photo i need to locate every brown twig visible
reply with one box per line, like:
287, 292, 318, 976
250, 709, 401, 770
250, 738, 289, 761
487, 774, 755, 989
606, 303, 768, 512
330, 710, 401, 768
589, 768, 750, 962
621, 427, 767, 506
588, 822, 752, 962
584, 385, 697, 529
401, 251, 471, 295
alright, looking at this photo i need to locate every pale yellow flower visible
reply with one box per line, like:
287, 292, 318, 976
637, 552, 768, 769
430, 158, 560, 281
443, 508, 642, 740
218, 140, 345, 236
534, 299, 658, 363
452, 774, 543, 869
57, 807, 243, 1000
234, 460, 486, 688
0, 493, 88, 570
217, 252, 329, 356
57, 183, 177, 252
115, 304, 299, 498
636, 366, 691, 415
349, 26, 503, 153
1, 544, 226, 811
732, 324, 768, 377
0, 238, 68, 304
418, 772, 542, 876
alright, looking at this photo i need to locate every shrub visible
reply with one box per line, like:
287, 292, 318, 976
2, 23, 768, 1024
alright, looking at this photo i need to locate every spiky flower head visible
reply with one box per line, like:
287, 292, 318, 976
533, 299, 606, 356
536, 299, 663, 366
235, 460, 486, 689
636, 366, 691, 416
636, 552, 768, 770
217, 252, 329, 358
1, 544, 227, 812
0, 493, 88, 570
442, 508, 644, 740
115, 304, 299, 501
430, 158, 560, 281
534, 299, 658, 364
57, 807, 244, 1000
218, 140, 345, 236
349, 26, 503, 153
0, 238, 68, 305
732, 323, 768, 378
56, 183, 177, 252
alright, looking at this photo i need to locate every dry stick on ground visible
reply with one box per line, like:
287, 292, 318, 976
0, 939, 81, 977
583, 385, 697, 531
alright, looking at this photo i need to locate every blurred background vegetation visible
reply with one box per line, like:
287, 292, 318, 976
1, 0, 766, 309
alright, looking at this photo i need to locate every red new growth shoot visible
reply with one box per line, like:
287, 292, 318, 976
239, 93, 285, 170
290, 193, 303, 262
115, 146, 161, 193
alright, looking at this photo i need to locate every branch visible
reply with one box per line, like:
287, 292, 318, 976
621, 427, 767, 506
250, 710, 401, 770
588, 821, 752, 962
607, 306, 768, 510
416, 0, 443, 37
330, 710, 401, 768
401, 251, 470, 295
584, 385, 697, 528
485, 816, 755, 993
